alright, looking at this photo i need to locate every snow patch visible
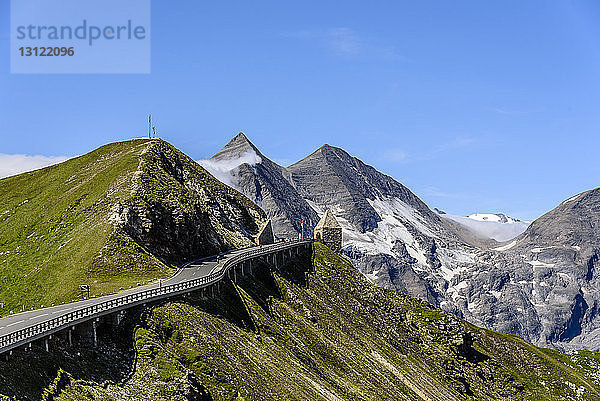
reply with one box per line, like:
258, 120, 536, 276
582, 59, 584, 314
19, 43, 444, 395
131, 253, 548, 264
527, 260, 555, 268
493, 240, 517, 251
455, 281, 469, 290
326, 196, 430, 267
340, 198, 427, 265
563, 194, 581, 204
368, 198, 437, 239
311, 195, 479, 291
467, 213, 518, 223
306, 199, 325, 215
311, 196, 434, 272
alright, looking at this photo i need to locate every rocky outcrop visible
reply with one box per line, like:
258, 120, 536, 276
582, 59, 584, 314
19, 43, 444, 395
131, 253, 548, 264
111, 140, 267, 265
483, 188, 600, 349
0, 138, 270, 312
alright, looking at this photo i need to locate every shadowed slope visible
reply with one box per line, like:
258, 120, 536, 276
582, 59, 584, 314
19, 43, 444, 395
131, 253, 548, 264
45, 243, 600, 401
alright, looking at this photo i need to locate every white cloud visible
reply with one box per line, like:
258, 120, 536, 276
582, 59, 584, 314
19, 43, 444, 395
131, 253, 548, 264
272, 158, 294, 167
382, 148, 406, 162
0, 154, 71, 179
327, 27, 360, 56
284, 28, 359, 55
386, 135, 480, 164
197, 149, 262, 188
285, 27, 403, 60
492, 107, 544, 115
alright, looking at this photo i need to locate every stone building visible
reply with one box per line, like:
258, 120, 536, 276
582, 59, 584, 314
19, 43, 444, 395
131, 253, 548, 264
314, 209, 342, 252
256, 220, 274, 245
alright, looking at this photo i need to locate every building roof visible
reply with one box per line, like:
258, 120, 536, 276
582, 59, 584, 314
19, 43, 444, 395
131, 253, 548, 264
315, 209, 341, 230
257, 220, 273, 238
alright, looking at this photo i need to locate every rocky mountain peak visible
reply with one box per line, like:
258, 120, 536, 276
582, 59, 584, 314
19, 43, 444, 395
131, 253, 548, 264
288, 143, 444, 234
518, 187, 600, 249
317, 143, 337, 152
212, 132, 263, 161
309, 143, 357, 168
201, 133, 319, 240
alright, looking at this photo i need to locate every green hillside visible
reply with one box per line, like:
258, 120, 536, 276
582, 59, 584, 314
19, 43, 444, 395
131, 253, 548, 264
1, 139, 599, 401
0, 139, 266, 314
5, 243, 598, 401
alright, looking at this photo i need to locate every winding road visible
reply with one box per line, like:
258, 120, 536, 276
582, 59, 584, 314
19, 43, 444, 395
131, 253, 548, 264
0, 239, 312, 356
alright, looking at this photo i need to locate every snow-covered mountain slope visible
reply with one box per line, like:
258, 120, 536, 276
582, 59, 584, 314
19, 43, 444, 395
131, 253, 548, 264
438, 211, 530, 242
467, 213, 522, 223
445, 188, 600, 351
288, 144, 479, 304
306, 196, 476, 304
199, 133, 600, 351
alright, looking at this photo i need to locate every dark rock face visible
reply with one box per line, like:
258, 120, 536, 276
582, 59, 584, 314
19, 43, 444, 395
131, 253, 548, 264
519, 189, 600, 249
206, 133, 318, 240
184, 372, 212, 401
437, 189, 600, 350
345, 245, 438, 304
485, 188, 600, 349
288, 144, 441, 233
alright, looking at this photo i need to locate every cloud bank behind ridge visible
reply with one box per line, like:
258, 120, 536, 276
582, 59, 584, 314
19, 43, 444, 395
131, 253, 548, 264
0, 154, 71, 179
197, 149, 262, 189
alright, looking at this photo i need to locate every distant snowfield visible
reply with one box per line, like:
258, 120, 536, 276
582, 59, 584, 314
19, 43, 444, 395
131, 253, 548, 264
439, 212, 530, 242
197, 149, 262, 189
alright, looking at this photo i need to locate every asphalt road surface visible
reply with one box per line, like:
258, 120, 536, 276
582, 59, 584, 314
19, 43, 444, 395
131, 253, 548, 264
0, 246, 251, 337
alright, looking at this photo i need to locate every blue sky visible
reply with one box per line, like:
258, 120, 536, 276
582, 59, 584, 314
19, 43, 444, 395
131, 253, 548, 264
1, 1, 600, 221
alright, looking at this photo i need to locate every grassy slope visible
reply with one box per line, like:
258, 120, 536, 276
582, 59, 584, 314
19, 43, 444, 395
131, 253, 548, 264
49, 243, 600, 401
0, 139, 164, 313
0, 138, 265, 315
